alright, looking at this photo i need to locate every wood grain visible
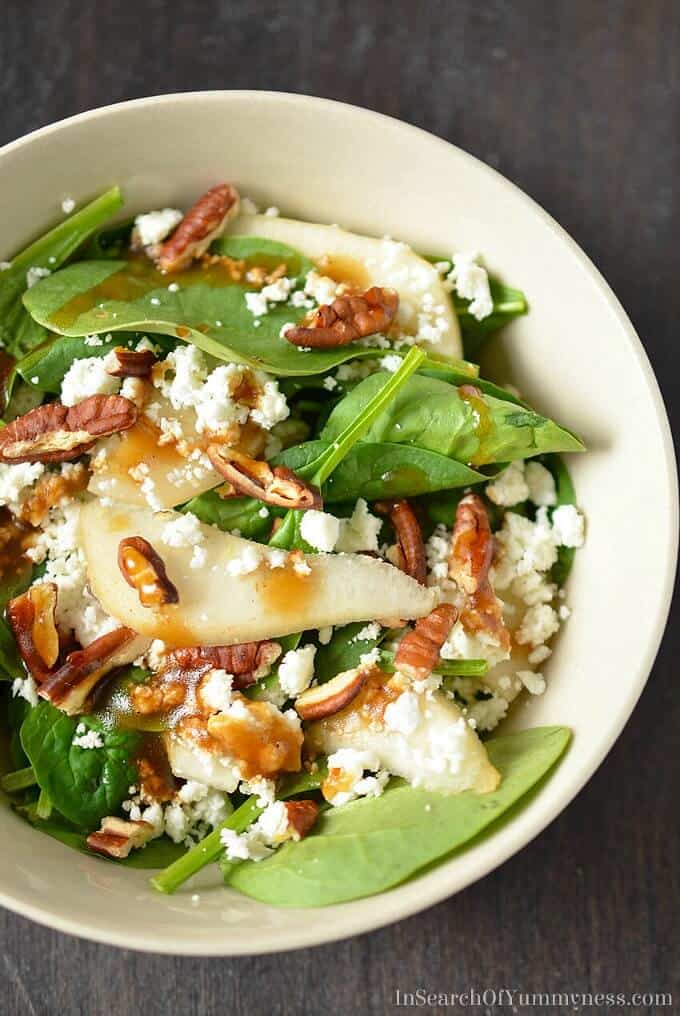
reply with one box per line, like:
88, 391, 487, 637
1, 1, 679, 1013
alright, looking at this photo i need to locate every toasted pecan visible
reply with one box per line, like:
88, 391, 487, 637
39, 626, 142, 715
87, 816, 155, 859
19, 463, 89, 527
7, 582, 60, 680
449, 494, 510, 649
394, 603, 458, 680
207, 445, 322, 510
118, 537, 179, 608
157, 183, 240, 272
107, 346, 157, 378
283, 800, 319, 841
165, 641, 281, 688
374, 499, 426, 584
285, 286, 399, 348
0, 395, 137, 464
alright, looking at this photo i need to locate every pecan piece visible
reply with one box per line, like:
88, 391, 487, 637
207, 445, 322, 510
282, 800, 319, 841
7, 582, 60, 680
118, 537, 179, 608
18, 462, 89, 527
165, 641, 281, 688
374, 499, 426, 584
39, 626, 144, 715
449, 494, 510, 649
0, 395, 137, 464
394, 603, 458, 680
295, 666, 369, 721
285, 286, 399, 348
107, 346, 157, 378
87, 816, 155, 859
157, 183, 240, 272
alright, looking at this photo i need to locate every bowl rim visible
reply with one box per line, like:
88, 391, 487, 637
0, 90, 676, 955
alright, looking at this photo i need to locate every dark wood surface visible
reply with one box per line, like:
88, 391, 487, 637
1, 2, 678, 1013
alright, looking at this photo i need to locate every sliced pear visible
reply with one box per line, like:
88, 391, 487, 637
307, 683, 499, 795
79, 502, 437, 647
227, 213, 463, 361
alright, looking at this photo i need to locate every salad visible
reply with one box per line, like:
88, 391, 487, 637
0, 183, 584, 907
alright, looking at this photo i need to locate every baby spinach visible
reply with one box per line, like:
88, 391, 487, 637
277, 440, 490, 502
20, 703, 140, 828
0, 187, 123, 359
182, 489, 277, 541
546, 453, 578, 585
22, 253, 386, 378
226, 725, 570, 906
453, 277, 528, 360
315, 622, 385, 684
321, 372, 584, 466
16, 331, 147, 393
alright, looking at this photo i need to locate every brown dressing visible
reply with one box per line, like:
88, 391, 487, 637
459, 387, 493, 465
259, 563, 316, 617
206, 698, 302, 778
316, 253, 370, 292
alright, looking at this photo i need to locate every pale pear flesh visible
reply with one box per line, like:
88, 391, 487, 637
79, 502, 437, 647
227, 213, 463, 361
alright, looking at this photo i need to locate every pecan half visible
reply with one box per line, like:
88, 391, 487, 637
0, 395, 137, 464
285, 286, 399, 348
7, 582, 60, 680
165, 641, 281, 688
295, 666, 369, 721
157, 183, 240, 272
207, 445, 322, 510
374, 499, 426, 584
39, 626, 144, 715
282, 800, 319, 841
394, 603, 458, 680
87, 816, 155, 859
118, 537, 179, 608
449, 494, 510, 649
107, 346, 157, 378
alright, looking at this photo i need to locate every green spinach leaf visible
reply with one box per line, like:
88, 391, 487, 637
315, 622, 385, 684
16, 331, 162, 393
226, 726, 570, 906
182, 489, 277, 541
546, 453, 578, 585
453, 277, 528, 360
20, 703, 140, 828
0, 187, 123, 358
321, 373, 584, 466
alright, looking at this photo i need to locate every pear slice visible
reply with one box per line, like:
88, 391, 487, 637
79, 502, 437, 647
226, 213, 463, 361
307, 683, 499, 795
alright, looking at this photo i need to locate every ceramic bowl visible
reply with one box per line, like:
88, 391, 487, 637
0, 92, 676, 954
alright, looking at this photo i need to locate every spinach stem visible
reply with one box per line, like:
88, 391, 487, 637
151, 797, 262, 895
0, 765, 37, 793
379, 651, 488, 678
36, 788, 52, 820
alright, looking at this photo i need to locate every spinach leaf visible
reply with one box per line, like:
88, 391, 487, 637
16, 331, 158, 393
277, 440, 490, 502
0, 187, 123, 358
0, 620, 23, 682
546, 453, 578, 585
321, 373, 584, 466
20, 703, 140, 828
22, 251, 386, 378
315, 622, 384, 684
453, 277, 528, 360
226, 726, 570, 906
244, 632, 302, 701
80, 218, 134, 260
182, 489, 277, 541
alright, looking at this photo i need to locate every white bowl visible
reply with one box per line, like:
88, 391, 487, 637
0, 92, 676, 955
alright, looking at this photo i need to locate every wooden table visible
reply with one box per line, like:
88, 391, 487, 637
1, 2, 677, 1012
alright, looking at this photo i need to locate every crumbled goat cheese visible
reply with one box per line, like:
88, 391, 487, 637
245, 291, 269, 317
384, 691, 421, 736
493, 508, 558, 588
161, 512, 205, 551
250, 379, 290, 430
278, 645, 316, 697
486, 461, 529, 507
0, 461, 45, 512
263, 206, 280, 218
525, 461, 557, 506
61, 197, 76, 214
379, 353, 404, 373
335, 498, 382, 553
354, 622, 382, 642
323, 375, 338, 391
125, 779, 231, 846
517, 669, 546, 695
359, 646, 381, 669
516, 603, 560, 647
84, 334, 104, 346
72, 727, 104, 749
220, 801, 293, 861
299, 509, 340, 552
60, 355, 120, 406
134, 208, 183, 247
440, 620, 510, 668
200, 669, 234, 713
245, 276, 294, 317
12, 676, 38, 707
468, 695, 509, 731
304, 270, 339, 306
447, 252, 493, 320
26, 266, 51, 289
26, 503, 117, 645
238, 777, 276, 807
528, 645, 552, 666
551, 504, 585, 548
226, 544, 263, 576
325, 748, 390, 807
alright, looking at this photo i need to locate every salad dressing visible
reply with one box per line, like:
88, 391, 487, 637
316, 253, 370, 291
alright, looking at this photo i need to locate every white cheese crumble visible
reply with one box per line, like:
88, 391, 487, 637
486, 461, 529, 507
384, 691, 421, 736
354, 622, 381, 642
304, 270, 339, 305
325, 748, 390, 807
134, 208, 182, 247
517, 669, 547, 695
161, 511, 206, 569
278, 645, 316, 697
335, 498, 382, 553
26, 266, 51, 289
551, 504, 585, 548
61, 196, 76, 214
299, 509, 340, 552
245, 276, 294, 317
525, 461, 557, 506
60, 355, 120, 406
72, 726, 104, 749
0, 461, 45, 513
199, 669, 234, 713
226, 544, 263, 576
447, 252, 493, 320
12, 676, 38, 707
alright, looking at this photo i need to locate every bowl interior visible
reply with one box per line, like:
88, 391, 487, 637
0, 92, 676, 954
